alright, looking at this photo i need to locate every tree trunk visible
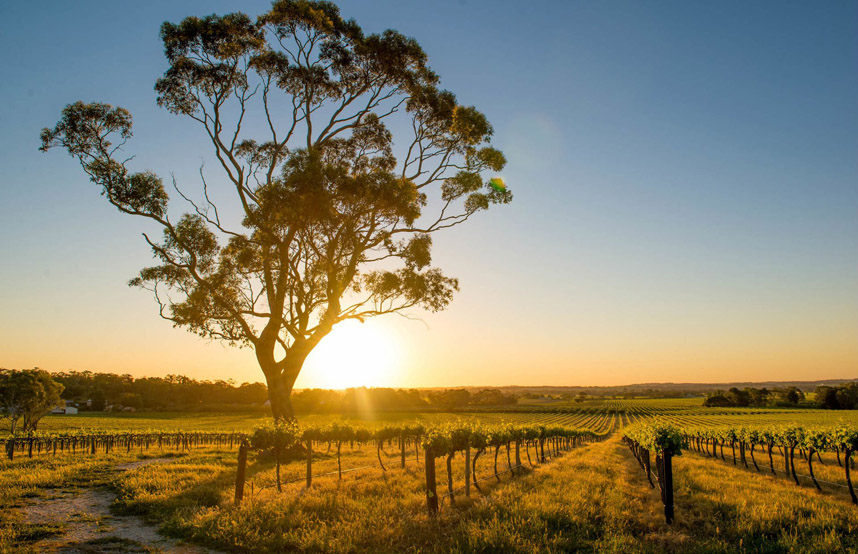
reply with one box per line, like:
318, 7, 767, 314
768, 443, 776, 475
258, 343, 307, 422
262, 369, 297, 422
789, 445, 799, 485
425, 448, 438, 516
749, 443, 759, 471
807, 448, 821, 491
377, 441, 387, 472
234, 441, 248, 505
472, 449, 483, 492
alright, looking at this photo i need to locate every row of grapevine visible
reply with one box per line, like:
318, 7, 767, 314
240, 421, 607, 514
244, 422, 426, 494
681, 424, 858, 504
624, 421, 858, 524
421, 423, 604, 514
622, 422, 683, 523
4, 431, 245, 460
1, 409, 617, 462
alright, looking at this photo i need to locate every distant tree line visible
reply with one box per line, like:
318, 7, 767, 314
814, 383, 858, 410
703, 385, 858, 409
51, 370, 269, 411
703, 387, 806, 407
1, 369, 518, 414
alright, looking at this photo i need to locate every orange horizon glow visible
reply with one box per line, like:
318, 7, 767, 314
2, 299, 855, 389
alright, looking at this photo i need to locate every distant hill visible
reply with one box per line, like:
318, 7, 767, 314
448, 378, 858, 396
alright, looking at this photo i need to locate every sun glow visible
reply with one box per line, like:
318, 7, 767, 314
299, 320, 400, 389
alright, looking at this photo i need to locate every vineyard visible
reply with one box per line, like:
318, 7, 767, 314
4, 404, 858, 553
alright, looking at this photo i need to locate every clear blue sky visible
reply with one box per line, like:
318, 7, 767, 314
1, 0, 856, 387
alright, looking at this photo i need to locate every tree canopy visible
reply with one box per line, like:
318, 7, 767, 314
41, 0, 510, 420
0, 369, 64, 434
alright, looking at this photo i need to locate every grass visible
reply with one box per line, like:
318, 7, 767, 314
669, 447, 858, 552
104, 437, 858, 553
4, 409, 858, 553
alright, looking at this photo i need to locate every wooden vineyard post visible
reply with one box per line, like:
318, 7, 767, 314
465, 438, 471, 497
425, 447, 438, 516
644, 448, 654, 488
506, 443, 513, 475
234, 441, 248, 506
624, 425, 680, 525
400, 435, 406, 469
518, 438, 524, 463
446, 453, 455, 505
275, 450, 282, 492
845, 448, 857, 505
5, 439, 13, 461
663, 452, 675, 524
306, 440, 313, 488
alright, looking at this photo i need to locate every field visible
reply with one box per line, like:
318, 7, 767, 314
3, 401, 858, 553
16, 397, 858, 438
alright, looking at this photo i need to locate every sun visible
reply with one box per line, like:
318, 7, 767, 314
300, 319, 400, 389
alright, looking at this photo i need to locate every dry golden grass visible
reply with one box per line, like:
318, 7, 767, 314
4, 426, 858, 553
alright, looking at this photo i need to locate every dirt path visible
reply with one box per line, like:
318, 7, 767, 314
21, 458, 219, 554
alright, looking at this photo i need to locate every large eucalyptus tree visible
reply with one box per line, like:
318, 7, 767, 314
41, 1, 511, 421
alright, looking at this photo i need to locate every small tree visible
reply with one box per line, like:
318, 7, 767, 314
40, 1, 510, 421
0, 369, 65, 434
